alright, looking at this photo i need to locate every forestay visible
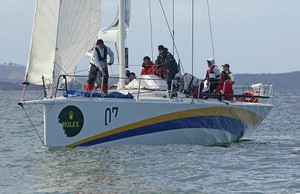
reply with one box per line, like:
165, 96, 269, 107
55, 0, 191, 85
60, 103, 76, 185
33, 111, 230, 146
25, 0, 101, 85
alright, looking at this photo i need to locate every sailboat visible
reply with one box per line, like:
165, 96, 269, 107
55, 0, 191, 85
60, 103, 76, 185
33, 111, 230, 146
19, 0, 273, 147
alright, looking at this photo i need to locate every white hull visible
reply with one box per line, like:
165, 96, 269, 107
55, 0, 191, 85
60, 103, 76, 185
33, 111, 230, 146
28, 96, 272, 147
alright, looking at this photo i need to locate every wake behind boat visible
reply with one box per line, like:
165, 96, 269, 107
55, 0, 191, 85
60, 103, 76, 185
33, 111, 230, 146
19, 0, 273, 147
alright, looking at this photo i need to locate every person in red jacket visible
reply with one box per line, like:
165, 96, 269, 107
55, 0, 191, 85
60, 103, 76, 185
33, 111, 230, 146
215, 71, 234, 101
140, 56, 166, 79
140, 56, 156, 75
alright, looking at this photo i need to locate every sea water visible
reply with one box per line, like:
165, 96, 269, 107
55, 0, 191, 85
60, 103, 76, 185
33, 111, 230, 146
0, 90, 299, 193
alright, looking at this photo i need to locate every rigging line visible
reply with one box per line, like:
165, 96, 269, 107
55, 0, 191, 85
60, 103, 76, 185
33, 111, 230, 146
148, 0, 154, 60
20, 105, 45, 146
86, 0, 93, 54
172, 0, 175, 56
109, 65, 114, 77
75, 68, 90, 74
158, 0, 175, 48
206, 0, 216, 60
192, 0, 194, 75
33, 96, 56, 115
158, 0, 184, 74
24, 78, 49, 86
70, 65, 77, 89
53, 60, 79, 82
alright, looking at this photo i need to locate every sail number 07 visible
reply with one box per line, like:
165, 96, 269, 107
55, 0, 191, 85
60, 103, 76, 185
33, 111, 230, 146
105, 107, 119, 125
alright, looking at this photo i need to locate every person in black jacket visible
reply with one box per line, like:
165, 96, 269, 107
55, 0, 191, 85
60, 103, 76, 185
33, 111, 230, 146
155, 45, 179, 97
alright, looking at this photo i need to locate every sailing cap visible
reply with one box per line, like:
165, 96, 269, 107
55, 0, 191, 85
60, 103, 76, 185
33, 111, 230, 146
143, 56, 150, 61
158, 45, 165, 50
207, 58, 215, 62
96, 39, 104, 45
125, 70, 130, 77
222, 63, 230, 68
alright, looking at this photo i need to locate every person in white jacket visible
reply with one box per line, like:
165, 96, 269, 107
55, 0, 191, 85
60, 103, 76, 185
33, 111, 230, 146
202, 58, 221, 93
176, 73, 204, 97
86, 39, 114, 93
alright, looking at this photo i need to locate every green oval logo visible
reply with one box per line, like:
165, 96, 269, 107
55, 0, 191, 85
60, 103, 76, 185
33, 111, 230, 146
58, 105, 84, 137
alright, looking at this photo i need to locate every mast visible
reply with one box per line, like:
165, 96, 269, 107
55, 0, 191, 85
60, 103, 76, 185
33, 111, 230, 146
118, 0, 126, 89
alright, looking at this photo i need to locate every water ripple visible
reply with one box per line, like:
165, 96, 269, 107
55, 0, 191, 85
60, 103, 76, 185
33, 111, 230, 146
0, 91, 299, 193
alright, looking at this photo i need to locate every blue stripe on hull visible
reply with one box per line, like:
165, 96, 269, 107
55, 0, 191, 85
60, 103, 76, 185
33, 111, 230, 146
79, 116, 245, 146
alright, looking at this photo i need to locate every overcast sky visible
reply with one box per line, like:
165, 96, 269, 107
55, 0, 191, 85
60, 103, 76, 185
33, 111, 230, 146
1, 0, 299, 76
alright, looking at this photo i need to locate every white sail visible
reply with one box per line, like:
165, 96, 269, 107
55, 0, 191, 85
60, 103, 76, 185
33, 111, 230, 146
25, 0, 101, 85
98, 0, 131, 43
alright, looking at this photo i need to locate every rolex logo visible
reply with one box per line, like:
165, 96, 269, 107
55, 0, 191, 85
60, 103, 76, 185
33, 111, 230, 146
58, 106, 84, 137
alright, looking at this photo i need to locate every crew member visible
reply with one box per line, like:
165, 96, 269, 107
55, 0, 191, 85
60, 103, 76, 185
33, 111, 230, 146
214, 71, 234, 101
155, 45, 179, 97
86, 39, 114, 93
140, 56, 156, 75
202, 58, 221, 93
222, 63, 235, 84
177, 73, 204, 98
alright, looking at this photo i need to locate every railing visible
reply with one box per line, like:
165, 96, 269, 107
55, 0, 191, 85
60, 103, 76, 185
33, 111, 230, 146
51, 74, 274, 104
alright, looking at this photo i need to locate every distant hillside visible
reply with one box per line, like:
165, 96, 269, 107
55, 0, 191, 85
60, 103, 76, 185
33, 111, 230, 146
0, 63, 299, 91
234, 71, 300, 91
0, 63, 25, 82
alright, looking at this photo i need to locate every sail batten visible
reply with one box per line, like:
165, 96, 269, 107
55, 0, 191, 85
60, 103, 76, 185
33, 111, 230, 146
25, 0, 101, 85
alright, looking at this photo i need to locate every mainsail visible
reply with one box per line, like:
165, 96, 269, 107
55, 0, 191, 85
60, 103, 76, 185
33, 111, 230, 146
25, 0, 101, 85
98, 0, 131, 43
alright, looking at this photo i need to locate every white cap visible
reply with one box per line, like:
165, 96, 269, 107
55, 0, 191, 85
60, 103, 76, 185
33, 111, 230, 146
207, 58, 215, 66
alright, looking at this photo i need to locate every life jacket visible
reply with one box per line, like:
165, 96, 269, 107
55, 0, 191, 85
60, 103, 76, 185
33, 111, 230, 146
206, 65, 220, 80
95, 46, 107, 62
185, 73, 199, 91
209, 65, 216, 73
242, 91, 258, 103
141, 65, 156, 75
180, 73, 201, 95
